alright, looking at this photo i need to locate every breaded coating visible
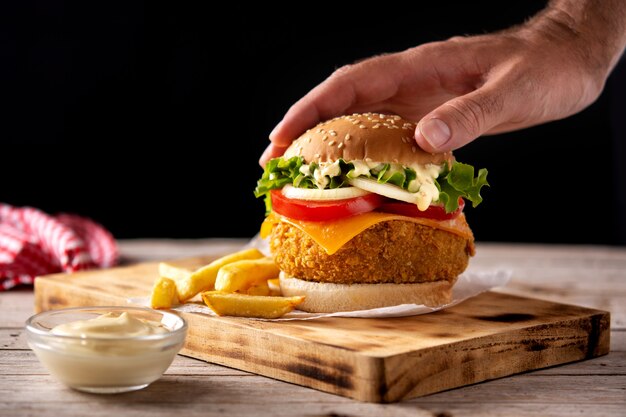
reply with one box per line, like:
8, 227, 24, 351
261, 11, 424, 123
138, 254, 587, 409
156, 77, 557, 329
270, 220, 474, 284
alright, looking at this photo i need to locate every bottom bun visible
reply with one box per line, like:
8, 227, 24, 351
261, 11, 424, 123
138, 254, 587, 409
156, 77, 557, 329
279, 273, 457, 313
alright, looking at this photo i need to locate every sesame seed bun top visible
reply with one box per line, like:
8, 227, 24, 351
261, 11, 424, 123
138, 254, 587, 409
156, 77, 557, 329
283, 113, 453, 166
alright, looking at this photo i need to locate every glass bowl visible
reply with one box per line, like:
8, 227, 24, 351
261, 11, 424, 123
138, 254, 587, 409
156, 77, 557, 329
25, 306, 187, 394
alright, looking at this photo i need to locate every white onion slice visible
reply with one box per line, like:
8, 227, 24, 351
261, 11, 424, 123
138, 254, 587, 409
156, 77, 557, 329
282, 184, 370, 201
347, 177, 418, 204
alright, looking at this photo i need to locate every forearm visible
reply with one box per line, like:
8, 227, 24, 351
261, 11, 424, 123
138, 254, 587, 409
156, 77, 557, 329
528, 0, 626, 79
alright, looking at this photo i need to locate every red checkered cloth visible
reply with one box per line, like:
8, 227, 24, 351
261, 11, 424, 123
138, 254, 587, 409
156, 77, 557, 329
0, 204, 118, 290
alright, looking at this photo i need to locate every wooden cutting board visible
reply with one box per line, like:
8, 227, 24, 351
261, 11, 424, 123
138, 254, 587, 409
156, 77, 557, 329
34, 255, 610, 403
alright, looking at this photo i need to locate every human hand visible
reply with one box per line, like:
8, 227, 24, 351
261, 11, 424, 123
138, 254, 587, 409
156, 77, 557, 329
260, 2, 625, 166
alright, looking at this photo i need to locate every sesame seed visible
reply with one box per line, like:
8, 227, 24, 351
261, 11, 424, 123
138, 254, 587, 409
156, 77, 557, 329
372, 124, 381, 129
307, 137, 312, 143
338, 143, 344, 149
389, 119, 396, 124
400, 137, 406, 143
391, 125, 399, 129
328, 140, 335, 146
372, 119, 379, 123
345, 134, 351, 141
393, 115, 401, 120
322, 135, 328, 141
329, 130, 337, 136
317, 128, 324, 133
359, 124, 367, 129
365, 157, 372, 162
411, 146, 417, 153
379, 113, 386, 119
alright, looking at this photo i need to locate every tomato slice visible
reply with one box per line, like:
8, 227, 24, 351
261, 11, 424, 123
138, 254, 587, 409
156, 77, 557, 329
270, 190, 384, 222
378, 198, 465, 221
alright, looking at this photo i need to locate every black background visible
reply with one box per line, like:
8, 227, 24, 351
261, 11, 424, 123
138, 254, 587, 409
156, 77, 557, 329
2, 2, 625, 244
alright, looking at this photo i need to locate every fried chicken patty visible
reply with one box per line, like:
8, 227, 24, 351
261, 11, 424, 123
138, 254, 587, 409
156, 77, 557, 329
269, 220, 475, 285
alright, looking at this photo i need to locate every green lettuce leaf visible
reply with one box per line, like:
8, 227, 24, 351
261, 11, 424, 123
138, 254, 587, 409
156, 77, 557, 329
254, 156, 310, 199
437, 162, 489, 212
375, 164, 406, 188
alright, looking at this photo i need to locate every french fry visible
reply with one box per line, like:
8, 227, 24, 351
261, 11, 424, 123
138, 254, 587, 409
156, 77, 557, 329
150, 277, 179, 309
177, 248, 265, 302
246, 281, 270, 296
201, 291, 304, 319
214, 258, 280, 293
158, 262, 192, 281
267, 278, 281, 296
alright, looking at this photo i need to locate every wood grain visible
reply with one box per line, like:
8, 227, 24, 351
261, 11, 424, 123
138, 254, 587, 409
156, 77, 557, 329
1, 370, 625, 417
33, 254, 611, 402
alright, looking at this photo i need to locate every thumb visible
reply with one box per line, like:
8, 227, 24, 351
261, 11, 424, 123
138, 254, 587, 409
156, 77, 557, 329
415, 86, 507, 152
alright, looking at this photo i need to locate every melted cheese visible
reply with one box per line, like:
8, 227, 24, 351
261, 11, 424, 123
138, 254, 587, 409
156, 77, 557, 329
261, 211, 473, 255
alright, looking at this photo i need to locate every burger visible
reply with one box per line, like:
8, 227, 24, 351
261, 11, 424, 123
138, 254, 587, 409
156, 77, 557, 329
254, 113, 488, 312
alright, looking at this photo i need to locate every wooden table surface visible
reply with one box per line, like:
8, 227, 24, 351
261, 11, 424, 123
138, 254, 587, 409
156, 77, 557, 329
1, 239, 625, 417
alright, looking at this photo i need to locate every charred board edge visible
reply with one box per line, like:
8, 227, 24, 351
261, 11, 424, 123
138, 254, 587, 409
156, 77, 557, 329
180, 312, 386, 402
378, 310, 611, 402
